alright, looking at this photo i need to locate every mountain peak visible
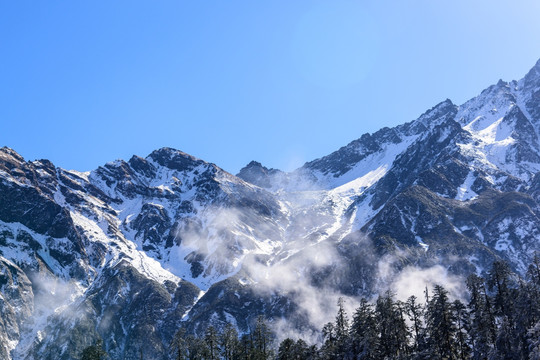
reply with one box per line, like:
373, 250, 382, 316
414, 98, 457, 130
0, 146, 26, 166
521, 57, 540, 90
246, 160, 263, 168
147, 147, 205, 172
149, 147, 196, 159
237, 160, 282, 188
496, 79, 508, 87
427, 98, 455, 114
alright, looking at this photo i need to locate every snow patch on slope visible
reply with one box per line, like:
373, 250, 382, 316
455, 171, 478, 201
314, 135, 419, 190
70, 211, 180, 284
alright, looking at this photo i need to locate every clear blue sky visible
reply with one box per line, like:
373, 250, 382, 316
2, 1, 540, 174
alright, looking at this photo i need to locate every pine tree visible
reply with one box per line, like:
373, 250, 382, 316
277, 338, 295, 360
526, 254, 540, 325
253, 316, 273, 360
204, 326, 219, 360
350, 297, 379, 359
487, 261, 512, 317
292, 339, 313, 360
220, 322, 240, 360
239, 333, 253, 360
452, 299, 471, 360
405, 295, 424, 353
375, 290, 409, 359
466, 274, 495, 360
185, 334, 209, 360
512, 280, 538, 359
527, 253, 540, 287
487, 261, 523, 359
171, 328, 188, 360
490, 315, 520, 360
320, 322, 337, 359
277, 338, 315, 360
334, 297, 350, 358
426, 285, 458, 360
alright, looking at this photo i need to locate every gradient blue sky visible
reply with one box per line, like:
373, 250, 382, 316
2, 1, 540, 174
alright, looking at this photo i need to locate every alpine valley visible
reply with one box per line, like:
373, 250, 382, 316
3, 59, 540, 359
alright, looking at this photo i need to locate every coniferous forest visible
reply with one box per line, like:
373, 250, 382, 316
131, 256, 540, 360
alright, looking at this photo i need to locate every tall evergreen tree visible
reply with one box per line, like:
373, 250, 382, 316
291, 339, 315, 360
487, 261, 522, 360
487, 261, 513, 317
183, 334, 209, 360
426, 285, 458, 360
375, 290, 409, 359
351, 297, 379, 359
239, 333, 253, 360
171, 328, 189, 360
512, 280, 538, 359
277, 338, 315, 360
204, 326, 219, 360
526, 254, 540, 325
527, 253, 540, 287
490, 315, 520, 360
320, 322, 337, 359
334, 297, 350, 358
405, 295, 424, 353
252, 316, 273, 360
220, 322, 240, 360
467, 274, 495, 360
277, 338, 295, 360
452, 299, 471, 360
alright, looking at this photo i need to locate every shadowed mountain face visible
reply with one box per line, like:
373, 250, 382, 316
2, 60, 540, 359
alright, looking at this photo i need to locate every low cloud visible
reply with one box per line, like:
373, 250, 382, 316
376, 252, 468, 303
389, 265, 467, 302
240, 239, 360, 341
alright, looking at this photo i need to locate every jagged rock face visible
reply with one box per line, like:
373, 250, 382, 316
26, 262, 201, 360
2, 60, 540, 359
0, 152, 75, 240
0, 145, 288, 359
0, 258, 33, 359
302, 99, 457, 181
236, 161, 284, 189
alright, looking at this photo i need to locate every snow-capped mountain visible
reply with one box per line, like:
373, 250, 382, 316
2, 59, 540, 359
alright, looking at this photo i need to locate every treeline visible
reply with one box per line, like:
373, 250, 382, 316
172, 316, 276, 360
172, 256, 540, 360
